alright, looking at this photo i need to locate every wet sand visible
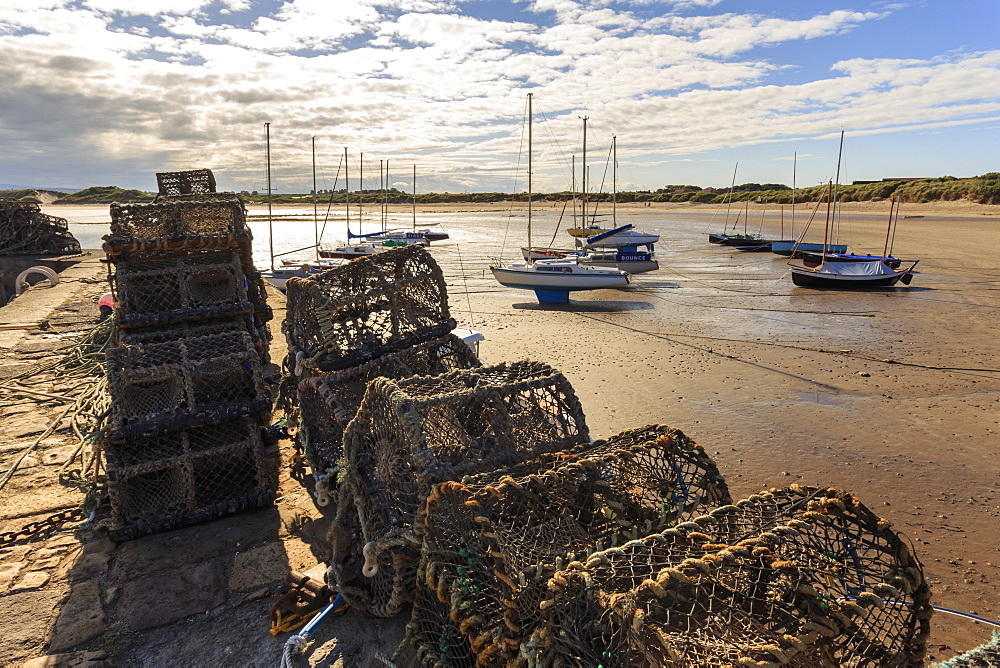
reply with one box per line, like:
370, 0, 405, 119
438, 201, 1000, 655
3, 199, 995, 663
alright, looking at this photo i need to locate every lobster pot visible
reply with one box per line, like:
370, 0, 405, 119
673, 485, 933, 666
530, 485, 932, 667
0, 198, 81, 255
105, 330, 270, 438
398, 562, 478, 668
245, 269, 274, 332
404, 426, 731, 664
155, 168, 216, 196
110, 252, 254, 329
532, 529, 841, 667
104, 196, 251, 262
331, 361, 589, 617
296, 333, 481, 479
104, 417, 275, 541
283, 245, 454, 373
115, 317, 270, 363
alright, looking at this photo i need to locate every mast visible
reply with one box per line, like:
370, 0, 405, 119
527, 92, 533, 250
379, 159, 384, 232
265, 122, 273, 271
821, 181, 833, 267
832, 131, 845, 245
791, 151, 797, 238
882, 197, 895, 260
359, 152, 363, 236
344, 147, 350, 242
580, 115, 588, 226
571, 154, 577, 227
312, 136, 318, 261
412, 164, 417, 231
725, 163, 738, 231
612, 135, 617, 225
384, 159, 389, 232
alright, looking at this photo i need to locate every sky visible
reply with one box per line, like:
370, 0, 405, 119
1, 0, 999, 194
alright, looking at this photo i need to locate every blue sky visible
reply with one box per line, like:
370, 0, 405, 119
1, 0, 998, 193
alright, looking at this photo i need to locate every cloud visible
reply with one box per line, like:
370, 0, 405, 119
0, 1, 997, 191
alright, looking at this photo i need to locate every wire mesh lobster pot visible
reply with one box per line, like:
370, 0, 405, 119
528, 484, 931, 667
0, 199, 81, 255
155, 168, 217, 196
103, 417, 276, 541
330, 361, 590, 618
104, 196, 251, 262
296, 333, 481, 481
110, 251, 255, 329
283, 245, 454, 375
402, 425, 731, 666
105, 330, 271, 440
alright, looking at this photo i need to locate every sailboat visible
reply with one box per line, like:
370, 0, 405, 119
573, 136, 658, 274
319, 149, 391, 260
260, 129, 344, 291
565, 123, 659, 250
708, 165, 760, 245
347, 161, 447, 245
771, 147, 847, 256
787, 184, 917, 288
491, 94, 629, 304
523, 136, 659, 273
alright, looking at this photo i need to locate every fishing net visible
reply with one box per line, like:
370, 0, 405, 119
110, 251, 256, 329
104, 196, 251, 261
155, 168, 217, 196
295, 333, 481, 481
329, 361, 590, 618
283, 245, 454, 375
103, 416, 276, 541
0, 198, 82, 255
105, 329, 271, 440
403, 425, 731, 665
527, 484, 931, 667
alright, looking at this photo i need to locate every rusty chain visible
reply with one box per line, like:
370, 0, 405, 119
0, 507, 85, 548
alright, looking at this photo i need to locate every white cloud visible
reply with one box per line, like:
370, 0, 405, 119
0, 1, 997, 191
84, 0, 216, 16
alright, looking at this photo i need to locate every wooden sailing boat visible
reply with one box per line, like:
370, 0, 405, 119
491, 93, 629, 304
787, 183, 917, 288
772, 146, 846, 256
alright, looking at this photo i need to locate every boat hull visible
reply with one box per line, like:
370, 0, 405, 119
789, 265, 914, 288
579, 250, 658, 274
581, 258, 659, 273
709, 233, 766, 246
771, 241, 848, 256
490, 266, 629, 291
319, 245, 383, 260
568, 227, 608, 238
521, 246, 576, 261
800, 252, 901, 269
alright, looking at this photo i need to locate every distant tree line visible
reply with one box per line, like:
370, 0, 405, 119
7, 173, 1000, 205
646, 174, 1000, 205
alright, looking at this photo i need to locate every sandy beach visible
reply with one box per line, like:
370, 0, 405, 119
0, 199, 997, 664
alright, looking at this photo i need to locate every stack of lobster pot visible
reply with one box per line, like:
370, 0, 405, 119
99, 168, 276, 541
282, 244, 481, 502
